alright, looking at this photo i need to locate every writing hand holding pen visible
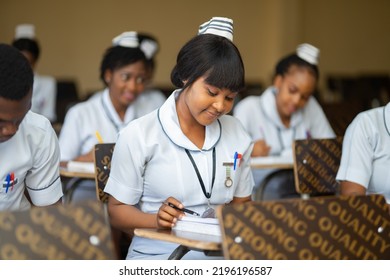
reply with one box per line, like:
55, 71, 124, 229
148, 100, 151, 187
167, 202, 200, 216
251, 139, 271, 157
157, 197, 200, 229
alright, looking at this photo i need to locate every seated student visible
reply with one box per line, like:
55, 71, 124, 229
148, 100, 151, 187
12, 24, 57, 123
104, 17, 254, 260
0, 43, 63, 212
336, 103, 390, 214
58, 31, 165, 201
233, 43, 335, 195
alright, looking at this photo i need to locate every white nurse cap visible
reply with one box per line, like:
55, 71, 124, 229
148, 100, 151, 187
15, 24, 36, 39
296, 43, 320, 65
198, 17, 234, 42
112, 31, 139, 48
139, 38, 158, 60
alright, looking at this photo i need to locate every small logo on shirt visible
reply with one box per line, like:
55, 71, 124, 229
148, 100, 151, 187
2, 172, 18, 193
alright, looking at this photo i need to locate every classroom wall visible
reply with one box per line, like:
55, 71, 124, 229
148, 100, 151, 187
0, 0, 389, 98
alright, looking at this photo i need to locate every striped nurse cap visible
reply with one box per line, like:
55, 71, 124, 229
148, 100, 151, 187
296, 43, 320, 65
112, 31, 158, 60
112, 31, 139, 48
198, 17, 233, 42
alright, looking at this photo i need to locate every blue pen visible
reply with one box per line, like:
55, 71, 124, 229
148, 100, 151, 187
5, 173, 10, 193
233, 152, 238, 170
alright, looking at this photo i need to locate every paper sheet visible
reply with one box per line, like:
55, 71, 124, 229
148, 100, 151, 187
66, 161, 95, 174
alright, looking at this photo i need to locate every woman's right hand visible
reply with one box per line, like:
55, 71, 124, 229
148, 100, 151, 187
157, 197, 185, 229
251, 139, 271, 157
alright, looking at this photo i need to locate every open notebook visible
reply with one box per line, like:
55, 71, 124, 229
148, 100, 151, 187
172, 216, 221, 237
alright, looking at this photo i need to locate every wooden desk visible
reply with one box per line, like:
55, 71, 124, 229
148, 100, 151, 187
134, 228, 222, 260
60, 168, 95, 179
250, 156, 294, 169
218, 195, 390, 260
0, 200, 116, 259
250, 156, 296, 201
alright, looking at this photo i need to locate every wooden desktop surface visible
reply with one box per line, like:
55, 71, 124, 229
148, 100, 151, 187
60, 167, 96, 203
134, 228, 221, 251
60, 167, 95, 179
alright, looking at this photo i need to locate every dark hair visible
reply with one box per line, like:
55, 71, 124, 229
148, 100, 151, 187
138, 33, 159, 73
275, 53, 319, 80
11, 38, 40, 62
100, 46, 148, 86
0, 44, 34, 100
171, 34, 245, 93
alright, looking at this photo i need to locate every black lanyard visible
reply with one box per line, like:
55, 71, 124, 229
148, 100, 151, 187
185, 147, 216, 199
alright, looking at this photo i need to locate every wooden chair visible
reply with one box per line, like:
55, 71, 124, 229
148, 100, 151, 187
0, 200, 116, 259
93, 143, 115, 203
292, 137, 343, 197
217, 194, 390, 260
93, 143, 132, 259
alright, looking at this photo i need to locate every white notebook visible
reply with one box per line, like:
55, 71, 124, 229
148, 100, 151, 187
66, 161, 95, 174
172, 216, 221, 236
250, 155, 293, 166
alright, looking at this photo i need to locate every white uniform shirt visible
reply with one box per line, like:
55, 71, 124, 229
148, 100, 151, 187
31, 73, 57, 122
59, 88, 165, 161
104, 90, 254, 258
0, 111, 63, 211
336, 103, 390, 204
234, 86, 336, 156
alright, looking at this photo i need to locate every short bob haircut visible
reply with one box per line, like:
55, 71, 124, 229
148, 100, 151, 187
171, 34, 245, 93
100, 45, 148, 86
0, 43, 33, 100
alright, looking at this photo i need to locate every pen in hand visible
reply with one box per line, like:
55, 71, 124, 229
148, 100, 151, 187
167, 202, 200, 216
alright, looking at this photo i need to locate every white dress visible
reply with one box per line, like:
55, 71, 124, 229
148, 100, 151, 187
31, 73, 57, 122
0, 111, 63, 211
336, 103, 390, 204
234, 86, 336, 190
59, 88, 165, 162
234, 86, 336, 155
104, 89, 254, 259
